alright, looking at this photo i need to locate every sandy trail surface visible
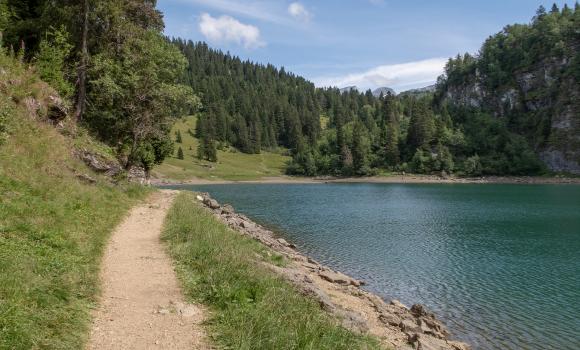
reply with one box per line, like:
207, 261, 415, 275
87, 190, 208, 350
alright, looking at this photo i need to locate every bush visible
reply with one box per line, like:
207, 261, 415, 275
463, 155, 482, 176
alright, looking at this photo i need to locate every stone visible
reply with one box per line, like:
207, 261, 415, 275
379, 313, 402, 327
203, 198, 220, 209
221, 204, 234, 214
196, 195, 203, 201
319, 270, 352, 285
391, 299, 407, 309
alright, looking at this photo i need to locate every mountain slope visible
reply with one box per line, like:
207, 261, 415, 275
436, 5, 580, 173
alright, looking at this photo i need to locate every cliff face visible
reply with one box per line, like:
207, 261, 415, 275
442, 56, 579, 174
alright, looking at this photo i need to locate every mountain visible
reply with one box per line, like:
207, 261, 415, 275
436, 5, 580, 174
372, 87, 396, 97
399, 85, 436, 97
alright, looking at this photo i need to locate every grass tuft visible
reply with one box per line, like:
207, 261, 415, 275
162, 192, 382, 350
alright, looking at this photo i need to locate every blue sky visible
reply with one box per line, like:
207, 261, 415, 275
159, 0, 575, 92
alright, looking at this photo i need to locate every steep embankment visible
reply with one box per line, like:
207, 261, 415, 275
438, 7, 580, 173
0, 54, 147, 348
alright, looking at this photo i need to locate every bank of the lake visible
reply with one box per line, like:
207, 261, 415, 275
160, 183, 580, 350
151, 174, 580, 186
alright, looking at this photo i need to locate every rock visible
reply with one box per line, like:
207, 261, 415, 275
127, 166, 149, 185
77, 150, 122, 177
379, 313, 403, 326
276, 238, 296, 248
408, 333, 455, 350
391, 299, 407, 309
203, 198, 220, 209
221, 204, 234, 214
318, 270, 361, 287
46, 95, 68, 123
196, 195, 203, 201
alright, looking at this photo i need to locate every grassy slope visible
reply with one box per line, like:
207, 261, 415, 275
0, 54, 148, 349
152, 116, 290, 181
162, 192, 382, 350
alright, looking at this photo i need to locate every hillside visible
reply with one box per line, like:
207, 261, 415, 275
436, 4, 580, 173
152, 116, 290, 181
0, 52, 147, 348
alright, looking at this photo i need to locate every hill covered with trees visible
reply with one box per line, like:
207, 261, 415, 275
172, 4, 579, 177
436, 3, 580, 174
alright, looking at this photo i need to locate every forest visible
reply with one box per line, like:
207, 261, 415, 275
2, 1, 578, 177
173, 4, 579, 177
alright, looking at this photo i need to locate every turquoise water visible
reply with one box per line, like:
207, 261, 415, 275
163, 183, 580, 350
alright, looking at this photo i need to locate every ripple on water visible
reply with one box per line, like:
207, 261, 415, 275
166, 183, 580, 350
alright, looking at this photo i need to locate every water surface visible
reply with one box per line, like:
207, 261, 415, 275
163, 183, 580, 350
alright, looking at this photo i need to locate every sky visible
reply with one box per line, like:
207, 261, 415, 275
159, 0, 576, 93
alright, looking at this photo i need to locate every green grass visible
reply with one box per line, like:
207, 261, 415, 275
0, 53, 148, 349
162, 192, 382, 350
152, 116, 290, 181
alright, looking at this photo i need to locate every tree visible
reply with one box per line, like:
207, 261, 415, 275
352, 121, 370, 175
175, 130, 182, 143
177, 146, 184, 159
36, 26, 74, 97
86, 29, 196, 173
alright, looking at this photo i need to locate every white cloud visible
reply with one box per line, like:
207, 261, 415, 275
312, 58, 447, 93
169, 0, 290, 25
199, 13, 265, 49
288, 2, 312, 21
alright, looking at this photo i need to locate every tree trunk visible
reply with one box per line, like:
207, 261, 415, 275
74, 0, 89, 122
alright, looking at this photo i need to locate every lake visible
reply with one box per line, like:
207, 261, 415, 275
161, 183, 580, 350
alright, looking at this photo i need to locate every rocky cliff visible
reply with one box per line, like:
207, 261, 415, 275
441, 57, 579, 174
438, 6, 580, 174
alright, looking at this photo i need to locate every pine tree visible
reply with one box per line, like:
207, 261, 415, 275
175, 130, 182, 143
177, 146, 184, 160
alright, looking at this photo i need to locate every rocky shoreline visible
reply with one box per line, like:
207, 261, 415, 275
196, 193, 470, 350
153, 174, 580, 186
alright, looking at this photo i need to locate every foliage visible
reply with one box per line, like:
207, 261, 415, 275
35, 25, 74, 97
163, 193, 382, 350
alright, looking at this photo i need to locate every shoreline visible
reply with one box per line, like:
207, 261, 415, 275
152, 174, 580, 186
196, 192, 470, 350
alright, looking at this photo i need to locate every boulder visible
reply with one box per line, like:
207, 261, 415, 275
221, 204, 234, 214
203, 198, 220, 209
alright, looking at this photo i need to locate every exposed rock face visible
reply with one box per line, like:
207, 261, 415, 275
373, 87, 396, 97
197, 193, 470, 350
441, 57, 580, 174
75, 149, 150, 184
76, 149, 123, 177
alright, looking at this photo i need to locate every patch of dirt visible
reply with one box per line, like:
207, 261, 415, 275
87, 190, 209, 350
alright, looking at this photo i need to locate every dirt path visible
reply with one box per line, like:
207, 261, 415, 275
88, 190, 208, 350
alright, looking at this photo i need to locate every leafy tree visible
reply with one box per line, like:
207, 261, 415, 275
35, 26, 74, 97
463, 155, 482, 176
86, 29, 196, 172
